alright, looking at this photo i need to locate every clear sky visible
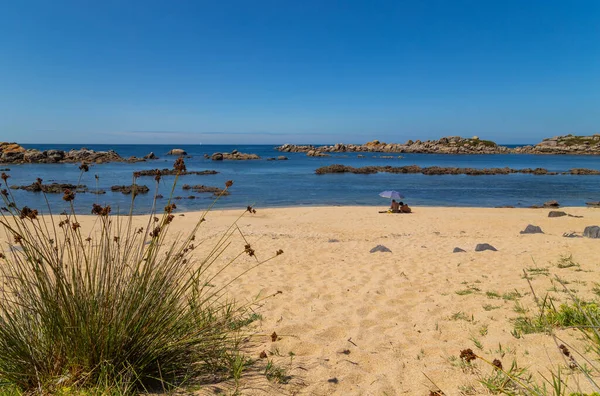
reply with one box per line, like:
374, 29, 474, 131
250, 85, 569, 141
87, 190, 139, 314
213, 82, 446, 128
1, 0, 598, 144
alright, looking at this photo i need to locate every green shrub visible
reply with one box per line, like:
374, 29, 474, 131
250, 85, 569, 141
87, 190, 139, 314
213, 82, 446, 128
0, 163, 279, 394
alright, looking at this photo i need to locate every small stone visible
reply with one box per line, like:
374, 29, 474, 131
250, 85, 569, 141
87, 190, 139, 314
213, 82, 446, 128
520, 225, 544, 234
370, 245, 392, 253
453, 247, 466, 253
583, 226, 600, 238
548, 211, 567, 218
475, 243, 497, 252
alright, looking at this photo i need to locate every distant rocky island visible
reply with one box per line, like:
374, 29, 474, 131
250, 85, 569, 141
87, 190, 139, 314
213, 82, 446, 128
277, 135, 600, 155
0, 142, 157, 164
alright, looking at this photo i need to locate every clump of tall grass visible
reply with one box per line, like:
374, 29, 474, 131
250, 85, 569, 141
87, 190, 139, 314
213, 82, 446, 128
453, 269, 600, 396
0, 160, 281, 394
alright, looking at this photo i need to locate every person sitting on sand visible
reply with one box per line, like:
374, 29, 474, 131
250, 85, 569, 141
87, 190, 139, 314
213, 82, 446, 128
400, 202, 411, 213
390, 199, 400, 213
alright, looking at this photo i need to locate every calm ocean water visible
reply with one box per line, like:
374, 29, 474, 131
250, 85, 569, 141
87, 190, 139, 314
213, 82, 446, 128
3, 144, 600, 214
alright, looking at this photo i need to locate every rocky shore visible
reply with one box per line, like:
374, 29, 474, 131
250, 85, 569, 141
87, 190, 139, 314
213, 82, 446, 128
315, 164, 600, 176
277, 134, 600, 155
0, 142, 156, 164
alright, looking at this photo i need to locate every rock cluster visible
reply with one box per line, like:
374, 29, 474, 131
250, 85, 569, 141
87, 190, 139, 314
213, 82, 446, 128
277, 134, 600, 155
133, 168, 218, 177
110, 185, 150, 195
314, 164, 600, 176
515, 134, 600, 155
277, 136, 510, 155
182, 184, 229, 196
0, 142, 155, 164
209, 150, 260, 161
11, 183, 87, 193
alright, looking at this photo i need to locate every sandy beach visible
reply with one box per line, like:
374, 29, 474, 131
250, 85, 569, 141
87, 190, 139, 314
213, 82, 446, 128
6, 205, 600, 395
134, 205, 597, 395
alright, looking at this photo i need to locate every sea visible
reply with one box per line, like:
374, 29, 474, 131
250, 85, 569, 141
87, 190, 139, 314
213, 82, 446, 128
3, 144, 600, 214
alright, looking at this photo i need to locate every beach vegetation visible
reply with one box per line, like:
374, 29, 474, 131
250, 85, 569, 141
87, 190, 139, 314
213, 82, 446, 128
487, 291, 502, 299
557, 255, 580, 269
0, 162, 282, 394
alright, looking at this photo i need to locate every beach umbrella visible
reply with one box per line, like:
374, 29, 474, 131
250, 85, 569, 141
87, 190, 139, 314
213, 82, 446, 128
379, 190, 405, 200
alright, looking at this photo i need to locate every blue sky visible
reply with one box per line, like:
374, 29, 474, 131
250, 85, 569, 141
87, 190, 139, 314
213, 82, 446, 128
1, 0, 598, 144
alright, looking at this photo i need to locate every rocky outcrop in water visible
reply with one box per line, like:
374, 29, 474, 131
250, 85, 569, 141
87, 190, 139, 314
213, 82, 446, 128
515, 135, 600, 155
133, 168, 218, 177
277, 136, 510, 155
11, 182, 87, 193
181, 184, 229, 196
111, 185, 150, 195
167, 148, 187, 156
211, 150, 260, 161
315, 164, 600, 176
278, 135, 600, 155
0, 142, 154, 164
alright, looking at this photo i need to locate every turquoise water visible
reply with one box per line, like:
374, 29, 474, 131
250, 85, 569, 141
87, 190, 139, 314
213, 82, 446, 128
3, 144, 600, 214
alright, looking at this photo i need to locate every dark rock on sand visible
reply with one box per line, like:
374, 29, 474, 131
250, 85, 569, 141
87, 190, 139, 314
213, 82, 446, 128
548, 211, 567, 218
520, 225, 544, 234
475, 243, 497, 252
453, 247, 466, 253
110, 185, 150, 195
167, 148, 187, 156
369, 245, 392, 253
583, 226, 600, 238
586, 201, 600, 207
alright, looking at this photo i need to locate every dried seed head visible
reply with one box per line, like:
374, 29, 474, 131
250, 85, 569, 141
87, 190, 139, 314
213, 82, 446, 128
79, 163, 89, 172
276, 249, 284, 255
1, 172, 9, 182
225, 180, 233, 188
91, 204, 111, 216
271, 332, 278, 342
85, 237, 92, 242
136, 227, 144, 234
154, 170, 162, 182
20, 206, 38, 220
150, 226, 161, 238
0, 253, 5, 259
71, 222, 80, 231
13, 234, 22, 244
113, 236, 120, 243
459, 348, 476, 363
62, 189, 75, 202
244, 243, 255, 257
492, 359, 503, 370
1, 189, 8, 197
559, 344, 571, 357
165, 214, 174, 224
154, 216, 159, 222
173, 157, 187, 173
164, 203, 176, 214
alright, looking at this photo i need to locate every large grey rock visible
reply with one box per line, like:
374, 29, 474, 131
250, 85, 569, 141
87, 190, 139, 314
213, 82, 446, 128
583, 226, 600, 238
520, 225, 544, 234
370, 245, 392, 253
45, 149, 65, 162
548, 211, 567, 218
23, 150, 47, 162
475, 243, 497, 252
167, 148, 187, 156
